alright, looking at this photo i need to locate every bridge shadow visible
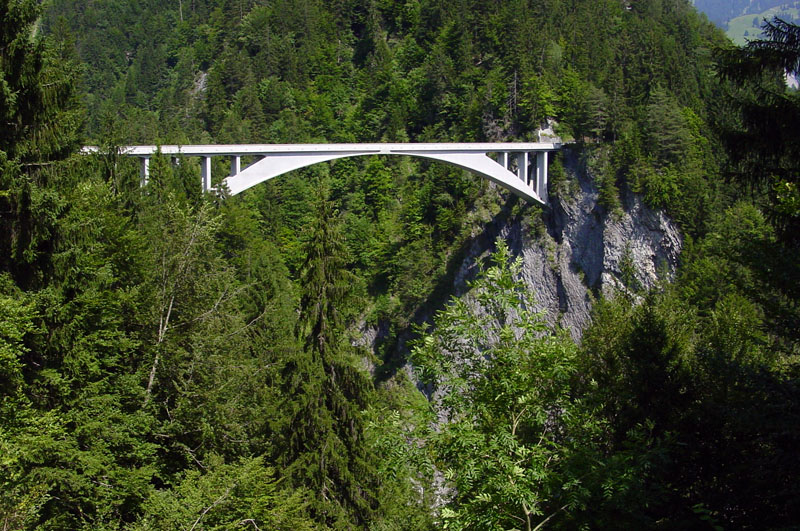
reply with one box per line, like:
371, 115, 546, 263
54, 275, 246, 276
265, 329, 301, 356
373, 192, 535, 384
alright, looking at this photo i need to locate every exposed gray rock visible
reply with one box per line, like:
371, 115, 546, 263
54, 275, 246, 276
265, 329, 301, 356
453, 147, 682, 340
359, 147, 683, 368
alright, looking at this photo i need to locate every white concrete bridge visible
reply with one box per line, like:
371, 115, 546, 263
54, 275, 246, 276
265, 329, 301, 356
83, 143, 561, 205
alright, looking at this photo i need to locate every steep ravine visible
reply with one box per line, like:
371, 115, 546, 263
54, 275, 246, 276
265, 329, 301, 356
361, 147, 683, 367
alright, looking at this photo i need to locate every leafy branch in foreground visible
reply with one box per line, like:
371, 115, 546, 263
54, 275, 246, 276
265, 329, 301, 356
411, 241, 605, 530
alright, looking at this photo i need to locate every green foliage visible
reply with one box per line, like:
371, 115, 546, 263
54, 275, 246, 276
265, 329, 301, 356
0, 277, 55, 529
635, 163, 682, 210
411, 241, 606, 529
679, 201, 799, 347
0, 0, 794, 529
133, 456, 314, 530
0, 0, 83, 286
583, 84, 611, 140
581, 240, 800, 527
586, 147, 622, 214
545, 152, 572, 199
365, 379, 437, 530
521, 74, 556, 128
716, 17, 800, 245
645, 85, 690, 167
278, 185, 380, 527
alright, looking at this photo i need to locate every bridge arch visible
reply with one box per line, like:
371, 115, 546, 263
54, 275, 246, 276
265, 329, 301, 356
84, 143, 560, 205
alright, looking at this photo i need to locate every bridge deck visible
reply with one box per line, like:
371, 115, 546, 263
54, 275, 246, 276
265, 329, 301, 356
82, 143, 561, 204
83, 142, 559, 155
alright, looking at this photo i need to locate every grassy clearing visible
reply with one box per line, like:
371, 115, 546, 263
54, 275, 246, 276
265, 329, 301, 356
726, 2, 800, 44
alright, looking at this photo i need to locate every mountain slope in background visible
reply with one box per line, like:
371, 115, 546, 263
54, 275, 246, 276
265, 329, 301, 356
694, 0, 789, 25
694, 0, 800, 43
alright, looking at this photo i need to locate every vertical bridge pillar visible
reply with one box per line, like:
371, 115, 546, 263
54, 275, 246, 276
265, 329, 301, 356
516, 152, 529, 187
139, 157, 150, 186
536, 151, 548, 203
500, 152, 509, 170
201, 156, 212, 192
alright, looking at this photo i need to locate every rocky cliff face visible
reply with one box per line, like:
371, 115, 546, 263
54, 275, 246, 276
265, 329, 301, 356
453, 147, 683, 340
360, 147, 683, 366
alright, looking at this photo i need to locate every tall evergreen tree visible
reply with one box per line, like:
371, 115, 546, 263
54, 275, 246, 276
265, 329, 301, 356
716, 17, 800, 245
278, 183, 379, 527
0, 0, 83, 286
645, 85, 689, 166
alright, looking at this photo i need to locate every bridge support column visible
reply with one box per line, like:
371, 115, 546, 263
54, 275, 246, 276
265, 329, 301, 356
140, 157, 150, 186
201, 156, 212, 192
230, 155, 241, 176
498, 152, 509, 169
516, 152, 529, 185
536, 151, 548, 203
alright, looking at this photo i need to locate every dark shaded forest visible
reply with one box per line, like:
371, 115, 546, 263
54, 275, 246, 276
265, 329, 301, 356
1, 0, 799, 528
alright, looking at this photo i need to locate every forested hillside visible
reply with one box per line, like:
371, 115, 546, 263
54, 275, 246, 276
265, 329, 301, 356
2, 0, 799, 528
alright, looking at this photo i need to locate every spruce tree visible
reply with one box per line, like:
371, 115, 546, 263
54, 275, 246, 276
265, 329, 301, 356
716, 17, 800, 246
0, 0, 83, 286
278, 183, 379, 527
645, 85, 689, 166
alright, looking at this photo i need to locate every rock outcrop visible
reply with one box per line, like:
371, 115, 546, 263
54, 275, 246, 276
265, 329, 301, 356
359, 146, 683, 364
454, 147, 682, 339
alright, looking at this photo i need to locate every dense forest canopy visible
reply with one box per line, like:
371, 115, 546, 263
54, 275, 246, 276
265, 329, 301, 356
1, 0, 799, 528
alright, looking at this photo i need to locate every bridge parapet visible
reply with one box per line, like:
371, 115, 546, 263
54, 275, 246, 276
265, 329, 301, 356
81, 143, 561, 205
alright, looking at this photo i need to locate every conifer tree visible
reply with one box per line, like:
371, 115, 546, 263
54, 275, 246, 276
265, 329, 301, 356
278, 183, 379, 527
0, 0, 83, 286
584, 85, 610, 140
716, 17, 800, 245
645, 85, 689, 166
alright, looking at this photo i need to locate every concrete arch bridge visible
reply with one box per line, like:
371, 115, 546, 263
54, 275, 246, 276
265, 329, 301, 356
84, 143, 561, 205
